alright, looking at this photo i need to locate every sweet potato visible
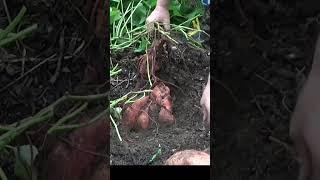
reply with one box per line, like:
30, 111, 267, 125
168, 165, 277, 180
138, 38, 168, 79
138, 53, 159, 78
123, 80, 176, 131
165, 150, 210, 165
158, 83, 170, 97
122, 96, 149, 128
138, 54, 147, 77
150, 85, 162, 104
160, 84, 170, 97
151, 83, 171, 105
45, 117, 108, 180
158, 107, 175, 125
161, 96, 173, 112
136, 106, 150, 130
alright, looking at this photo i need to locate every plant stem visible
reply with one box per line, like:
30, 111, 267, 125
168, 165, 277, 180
0, 24, 38, 47
49, 108, 109, 134
0, 6, 26, 40
47, 102, 88, 134
146, 49, 153, 87
110, 115, 122, 142
0, 111, 53, 151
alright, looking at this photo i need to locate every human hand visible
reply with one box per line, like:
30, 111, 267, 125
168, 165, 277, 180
146, 6, 170, 32
200, 74, 210, 125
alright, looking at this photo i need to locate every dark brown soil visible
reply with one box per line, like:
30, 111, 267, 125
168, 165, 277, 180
213, 0, 320, 179
110, 38, 210, 165
0, 1, 108, 179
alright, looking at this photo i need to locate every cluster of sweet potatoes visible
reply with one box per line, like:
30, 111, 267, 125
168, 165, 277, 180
122, 38, 175, 131
122, 82, 175, 131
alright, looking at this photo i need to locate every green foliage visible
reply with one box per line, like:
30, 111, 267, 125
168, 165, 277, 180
110, 0, 205, 53
169, 0, 205, 26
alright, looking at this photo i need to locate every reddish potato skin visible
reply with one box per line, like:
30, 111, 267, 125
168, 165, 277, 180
122, 106, 137, 128
138, 54, 160, 78
122, 96, 149, 128
150, 85, 163, 105
138, 39, 166, 78
150, 83, 171, 105
44, 117, 108, 180
165, 150, 210, 165
136, 106, 150, 130
138, 54, 148, 78
158, 107, 175, 125
152, 83, 175, 125
161, 95, 173, 112
158, 83, 170, 98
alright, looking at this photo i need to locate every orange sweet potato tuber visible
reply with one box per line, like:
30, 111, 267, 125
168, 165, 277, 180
138, 53, 160, 79
165, 150, 210, 165
161, 96, 173, 112
136, 106, 150, 130
122, 96, 149, 128
157, 83, 170, 97
158, 107, 175, 125
150, 83, 170, 105
150, 85, 162, 104
161, 84, 170, 97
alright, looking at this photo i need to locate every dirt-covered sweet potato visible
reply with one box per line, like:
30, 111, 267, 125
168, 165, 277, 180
165, 150, 210, 165
122, 96, 149, 129
136, 106, 151, 130
158, 107, 175, 125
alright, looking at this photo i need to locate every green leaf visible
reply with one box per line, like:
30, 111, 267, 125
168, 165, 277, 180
132, 2, 147, 26
142, 0, 156, 11
169, 1, 182, 17
134, 38, 148, 53
110, 7, 121, 25
13, 145, 38, 180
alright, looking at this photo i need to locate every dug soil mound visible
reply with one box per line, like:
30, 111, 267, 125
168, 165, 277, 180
110, 39, 210, 165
